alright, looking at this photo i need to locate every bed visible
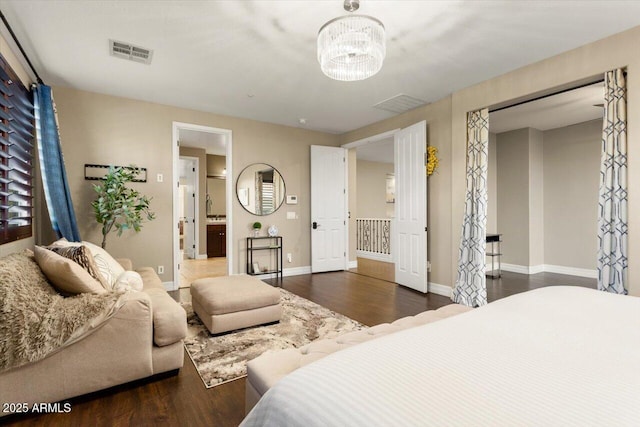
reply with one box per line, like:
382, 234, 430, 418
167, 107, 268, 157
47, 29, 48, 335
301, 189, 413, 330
241, 286, 640, 426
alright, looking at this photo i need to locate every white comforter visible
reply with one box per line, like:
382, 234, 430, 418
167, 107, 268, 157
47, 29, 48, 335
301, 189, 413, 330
241, 286, 640, 427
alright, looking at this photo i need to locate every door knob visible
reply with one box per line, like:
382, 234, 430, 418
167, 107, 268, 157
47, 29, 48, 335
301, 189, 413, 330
312, 222, 319, 230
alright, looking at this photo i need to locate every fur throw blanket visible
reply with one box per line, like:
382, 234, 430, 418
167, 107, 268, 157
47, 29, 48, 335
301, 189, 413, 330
0, 251, 127, 372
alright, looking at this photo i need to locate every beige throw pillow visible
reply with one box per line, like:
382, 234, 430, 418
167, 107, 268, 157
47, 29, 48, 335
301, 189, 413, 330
46, 244, 110, 290
81, 241, 126, 287
34, 246, 106, 295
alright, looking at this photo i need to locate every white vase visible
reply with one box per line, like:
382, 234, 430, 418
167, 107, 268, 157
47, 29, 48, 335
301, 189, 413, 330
253, 228, 260, 237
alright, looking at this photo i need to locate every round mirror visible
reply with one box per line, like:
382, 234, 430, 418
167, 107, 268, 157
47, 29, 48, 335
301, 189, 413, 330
236, 163, 286, 216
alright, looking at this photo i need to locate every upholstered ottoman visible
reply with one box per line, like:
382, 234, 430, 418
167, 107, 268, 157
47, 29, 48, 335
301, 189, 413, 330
190, 275, 282, 334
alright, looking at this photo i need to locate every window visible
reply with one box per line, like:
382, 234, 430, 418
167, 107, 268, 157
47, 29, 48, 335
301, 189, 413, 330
0, 54, 34, 244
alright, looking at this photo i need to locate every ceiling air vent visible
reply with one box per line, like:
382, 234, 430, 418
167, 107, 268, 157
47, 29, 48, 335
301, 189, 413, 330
109, 39, 153, 65
373, 94, 427, 114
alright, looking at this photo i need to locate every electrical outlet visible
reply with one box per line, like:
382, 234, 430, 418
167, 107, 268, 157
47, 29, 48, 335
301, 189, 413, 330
427, 261, 431, 273
158, 265, 164, 274
287, 253, 292, 263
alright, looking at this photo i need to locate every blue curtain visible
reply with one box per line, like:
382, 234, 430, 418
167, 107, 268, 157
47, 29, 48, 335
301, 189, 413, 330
597, 69, 627, 294
34, 84, 81, 242
452, 108, 489, 307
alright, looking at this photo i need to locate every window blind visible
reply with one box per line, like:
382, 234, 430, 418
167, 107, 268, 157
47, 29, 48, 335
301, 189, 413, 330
0, 54, 34, 244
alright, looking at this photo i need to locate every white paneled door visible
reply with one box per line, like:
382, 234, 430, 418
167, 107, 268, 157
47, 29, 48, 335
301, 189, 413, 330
311, 145, 347, 272
394, 121, 428, 292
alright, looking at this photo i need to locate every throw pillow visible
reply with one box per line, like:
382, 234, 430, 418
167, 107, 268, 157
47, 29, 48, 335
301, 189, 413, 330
46, 244, 110, 290
33, 246, 106, 295
113, 270, 144, 292
80, 241, 126, 287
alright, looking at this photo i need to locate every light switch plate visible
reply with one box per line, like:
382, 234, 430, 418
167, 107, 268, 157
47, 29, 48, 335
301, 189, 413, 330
286, 195, 298, 204
287, 211, 296, 219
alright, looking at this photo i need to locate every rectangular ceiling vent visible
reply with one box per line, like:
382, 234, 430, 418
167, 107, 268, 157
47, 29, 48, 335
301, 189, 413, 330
109, 39, 153, 65
373, 94, 427, 114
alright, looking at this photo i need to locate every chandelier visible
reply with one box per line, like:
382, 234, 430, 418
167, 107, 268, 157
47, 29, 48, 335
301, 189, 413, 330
317, 0, 386, 81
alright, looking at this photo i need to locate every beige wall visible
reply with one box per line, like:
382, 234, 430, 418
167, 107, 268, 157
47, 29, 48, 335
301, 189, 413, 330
206, 155, 227, 217
52, 86, 340, 283
486, 132, 498, 233
34, 24, 640, 295
452, 26, 640, 296
496, 129, 531, 266
340, 96, 453, 286
356, 159, 394, 219
528, 128, 544, 267
544, 119, 600, 269
179, 146, 207, 256
207, 154, 226, 176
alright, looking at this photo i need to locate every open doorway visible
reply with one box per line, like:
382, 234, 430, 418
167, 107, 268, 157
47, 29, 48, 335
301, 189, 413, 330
178, 156, 198, 260
348, 136, 395, 282
486, 81, 603, 297
342, 122, 428, 293
172, 122, 233, 290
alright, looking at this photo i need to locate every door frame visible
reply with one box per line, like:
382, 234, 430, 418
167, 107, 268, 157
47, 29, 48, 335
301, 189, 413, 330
342, 128, 400, 269
178, 155, 199, 260
172, 122, 233, 290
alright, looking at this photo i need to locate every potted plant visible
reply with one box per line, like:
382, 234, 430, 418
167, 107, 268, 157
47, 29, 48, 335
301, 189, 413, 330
92, 165, 156, 249
252, 221, 262, 237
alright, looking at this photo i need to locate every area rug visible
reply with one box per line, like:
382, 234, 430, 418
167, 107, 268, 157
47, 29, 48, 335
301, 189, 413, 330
182, 288, 366, 388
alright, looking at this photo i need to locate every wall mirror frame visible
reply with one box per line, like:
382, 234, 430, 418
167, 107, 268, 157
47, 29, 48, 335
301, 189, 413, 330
236, 163, 286, 216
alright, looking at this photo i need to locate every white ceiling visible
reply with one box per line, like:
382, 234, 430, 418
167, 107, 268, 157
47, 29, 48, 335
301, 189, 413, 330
490, 82, 604, 134
1, 1, 639, 134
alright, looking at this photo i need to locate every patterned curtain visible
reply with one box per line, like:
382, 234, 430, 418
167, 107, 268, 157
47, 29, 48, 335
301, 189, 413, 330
597, 69, 627, 294
34, 84, 81, 242
452, 108, 489, 307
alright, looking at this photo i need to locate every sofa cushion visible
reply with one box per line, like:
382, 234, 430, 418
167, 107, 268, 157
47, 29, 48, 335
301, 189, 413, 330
34, 246, 106, 295
46, 244, 110, 290
145, 288, 187, 346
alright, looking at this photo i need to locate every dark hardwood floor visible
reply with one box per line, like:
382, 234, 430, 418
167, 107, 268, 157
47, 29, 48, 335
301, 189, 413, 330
485, 270, 596, 302
2, 270, 594, 427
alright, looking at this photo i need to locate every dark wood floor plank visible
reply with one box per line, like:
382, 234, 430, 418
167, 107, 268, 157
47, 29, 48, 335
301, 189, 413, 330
3, 270, 594, 427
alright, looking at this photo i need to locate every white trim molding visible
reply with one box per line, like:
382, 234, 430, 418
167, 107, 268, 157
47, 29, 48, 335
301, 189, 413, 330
428, 282, 452, 297
258, 266, 313, 281
348, 260, 358, 269
543, 264, 597, 279
196, 253, 208, 260
497, 263, 597, 279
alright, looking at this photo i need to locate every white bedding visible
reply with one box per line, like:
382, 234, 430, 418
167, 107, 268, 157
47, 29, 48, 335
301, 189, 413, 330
241, 286, 640, 427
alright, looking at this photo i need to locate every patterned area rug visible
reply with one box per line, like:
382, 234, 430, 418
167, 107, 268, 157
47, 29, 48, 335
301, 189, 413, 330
183, 288, 366, 388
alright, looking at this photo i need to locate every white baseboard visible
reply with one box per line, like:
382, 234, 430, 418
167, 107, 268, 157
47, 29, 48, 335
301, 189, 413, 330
356, 250, 393, 263
428, 282, 452, 297
495, 263, 597, 278
258, 266, 312, 280
543, 264, 597, 279
196, 253, 208, 260
348, 260, 358, 269
284, 266, 312, 277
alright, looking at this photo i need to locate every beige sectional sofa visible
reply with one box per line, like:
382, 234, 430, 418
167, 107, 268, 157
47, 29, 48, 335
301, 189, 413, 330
0, 257, 187, 417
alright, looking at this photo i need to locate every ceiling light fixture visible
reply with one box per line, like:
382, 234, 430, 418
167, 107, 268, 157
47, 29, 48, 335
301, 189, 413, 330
317, 0, 386, 81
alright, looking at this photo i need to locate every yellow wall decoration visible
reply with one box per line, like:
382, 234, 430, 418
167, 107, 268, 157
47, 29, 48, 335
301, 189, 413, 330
427, 146, 439, 177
